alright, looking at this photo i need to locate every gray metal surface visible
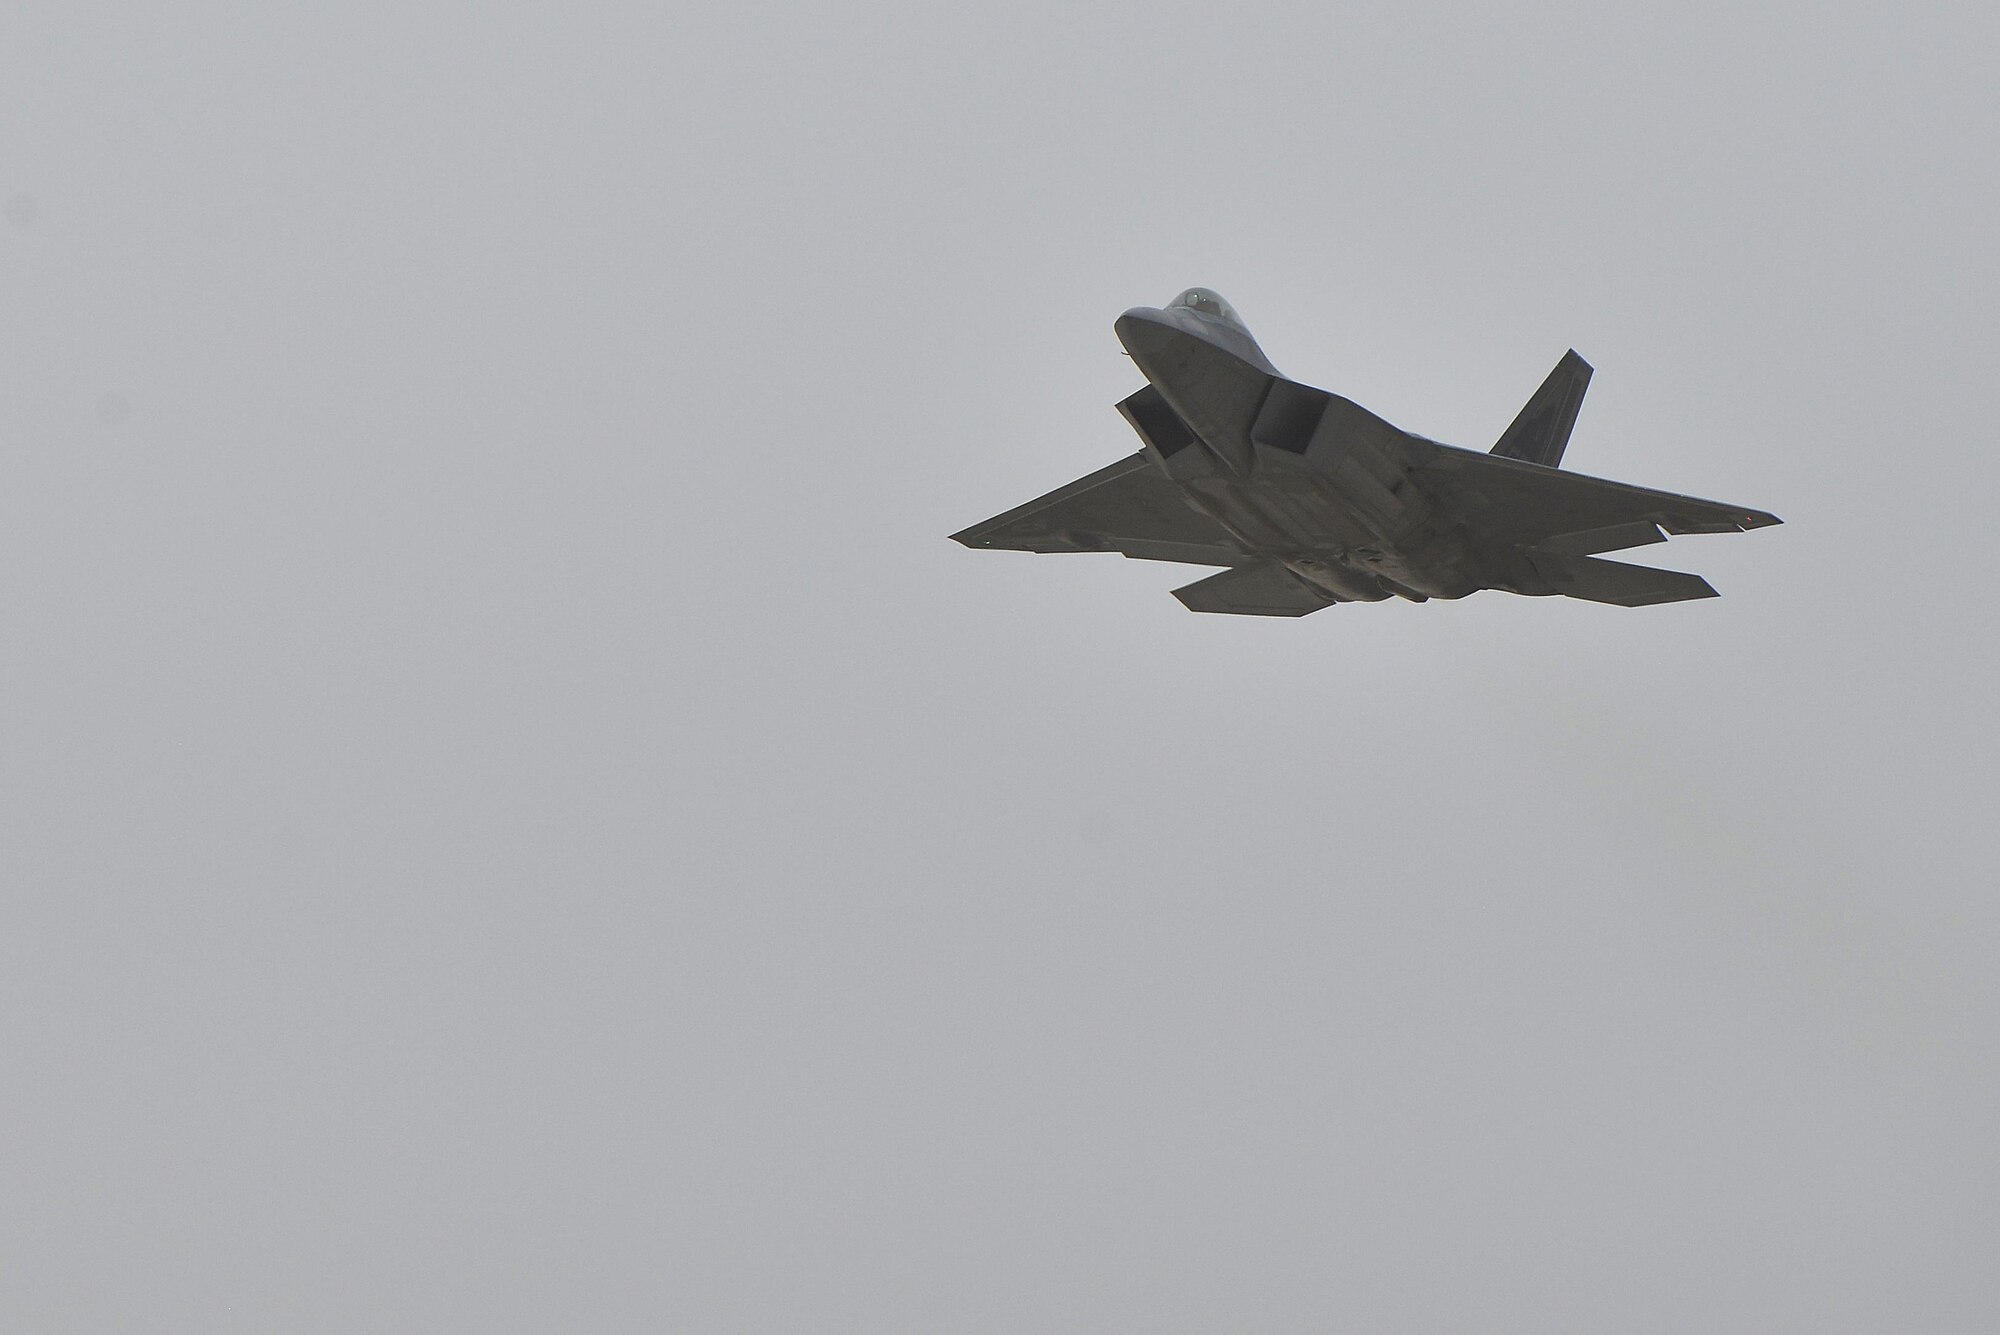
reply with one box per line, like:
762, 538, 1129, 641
951, 289, 1780, 614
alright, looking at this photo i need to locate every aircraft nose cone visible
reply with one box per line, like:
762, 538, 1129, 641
1115, 307, 1177, 357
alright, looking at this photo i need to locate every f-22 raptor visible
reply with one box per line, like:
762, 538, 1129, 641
951, 289, 1779, 615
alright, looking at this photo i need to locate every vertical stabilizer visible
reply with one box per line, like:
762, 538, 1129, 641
1491, 350, 1592, 468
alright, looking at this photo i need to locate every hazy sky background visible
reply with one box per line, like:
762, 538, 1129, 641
5, 3, 1997, 1330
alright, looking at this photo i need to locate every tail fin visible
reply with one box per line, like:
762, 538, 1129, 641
1491, 350, 1592, 468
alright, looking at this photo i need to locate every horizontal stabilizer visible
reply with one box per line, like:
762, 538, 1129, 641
1172, 563, 1335, 617
1492, 350, 1592, 468
1529, 550, 1717, 606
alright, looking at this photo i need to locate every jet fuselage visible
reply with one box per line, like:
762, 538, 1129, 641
1115, 299, 1486, 602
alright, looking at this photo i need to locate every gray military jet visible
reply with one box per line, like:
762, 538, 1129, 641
951, 288, 1779, 615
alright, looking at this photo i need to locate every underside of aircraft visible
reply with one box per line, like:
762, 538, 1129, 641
952, 289, 1780, 616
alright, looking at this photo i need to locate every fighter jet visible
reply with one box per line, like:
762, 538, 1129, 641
951, 288, 1780, 615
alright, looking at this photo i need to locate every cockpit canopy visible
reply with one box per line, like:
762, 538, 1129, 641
1167, 287, 1244, 325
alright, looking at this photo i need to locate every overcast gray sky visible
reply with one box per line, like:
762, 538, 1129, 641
5, 2, 1998, 1330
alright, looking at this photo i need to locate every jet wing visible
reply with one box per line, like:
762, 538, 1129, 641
950, 452, 1251, 566
1404, 440, 1782, 548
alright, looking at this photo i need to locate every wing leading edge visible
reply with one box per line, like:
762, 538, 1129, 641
949, 452, 1251, 567
1406, 439, 1781, 548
